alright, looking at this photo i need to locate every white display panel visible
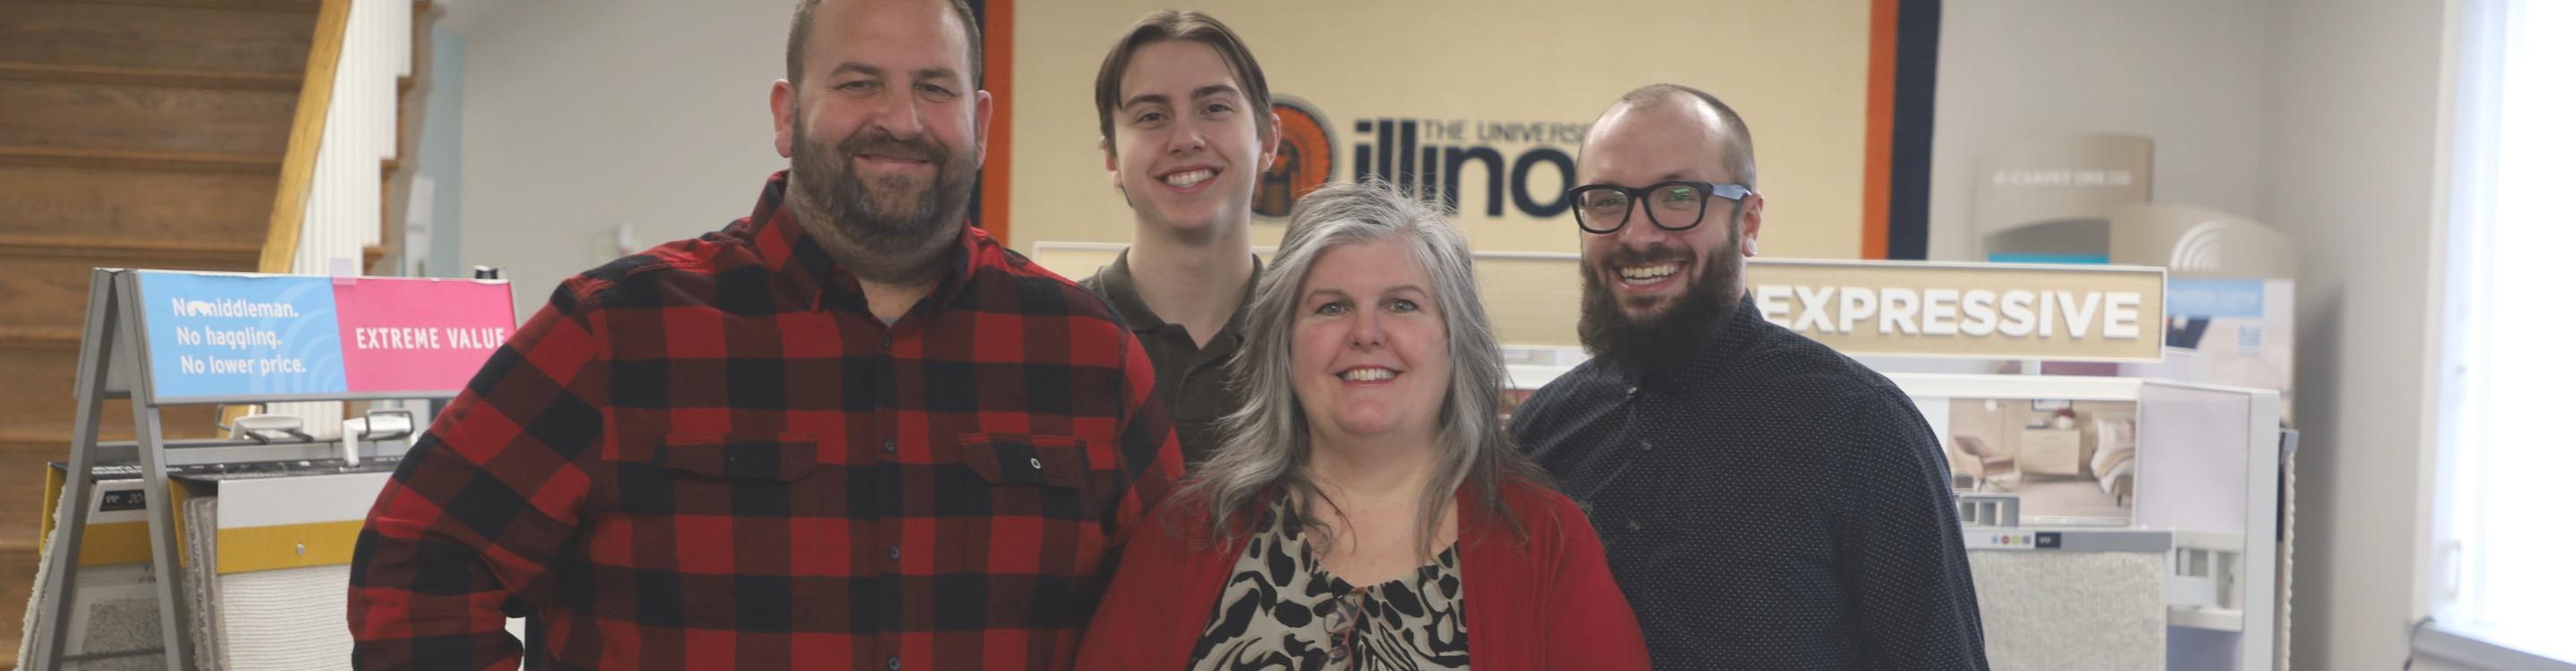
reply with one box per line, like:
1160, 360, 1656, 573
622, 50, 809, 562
2136, 384, 2253, 534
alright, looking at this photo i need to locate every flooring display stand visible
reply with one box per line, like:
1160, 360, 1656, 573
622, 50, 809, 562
1744, 259, 2287, 671
23, 268, 513, 671
1504, 257, 2292, 671
1895, 373, 2287, 671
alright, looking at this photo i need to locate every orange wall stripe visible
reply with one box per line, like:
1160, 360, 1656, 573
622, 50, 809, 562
981, 0, 1015, 247
1861, 0, 1900, 260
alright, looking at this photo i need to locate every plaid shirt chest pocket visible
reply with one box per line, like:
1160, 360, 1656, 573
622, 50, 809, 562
950, 432, 1115, 629
956, 433, 1106, 520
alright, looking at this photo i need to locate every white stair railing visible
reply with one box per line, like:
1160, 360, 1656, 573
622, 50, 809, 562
278, 0, 413, 437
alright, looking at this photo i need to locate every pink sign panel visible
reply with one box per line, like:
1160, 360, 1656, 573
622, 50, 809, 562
332, 277, 518, 394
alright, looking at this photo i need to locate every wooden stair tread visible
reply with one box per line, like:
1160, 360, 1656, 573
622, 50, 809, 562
0, 407, 231, 445
0, 349, 91, 428
0, 234, 264, 256
0, 443, 55, 543
0, 1, 318, 76
0, 62, 301, 91
0, 425, 80, 445
13, 0, 325, 13
0, 234, 263, 269
0, 327, 81, 347
0, 539, 29, 671
0, 246, 258, 333
0, 144, 282, 174
0, 79, 297, 157
0, 164, 276, 242
0, 419, 232, 446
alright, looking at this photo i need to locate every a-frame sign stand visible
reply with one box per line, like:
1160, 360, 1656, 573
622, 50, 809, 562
28, 268, 516, 671
32, 268, 199, 671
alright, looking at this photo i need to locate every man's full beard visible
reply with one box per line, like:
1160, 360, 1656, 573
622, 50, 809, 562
1576, 233, 1745, 379
787, 115, 979, 276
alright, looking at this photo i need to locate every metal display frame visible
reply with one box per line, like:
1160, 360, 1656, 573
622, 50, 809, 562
27, 268, 482, 671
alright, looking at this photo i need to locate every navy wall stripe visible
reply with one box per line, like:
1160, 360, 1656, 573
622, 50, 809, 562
1887, 0, 1941, 260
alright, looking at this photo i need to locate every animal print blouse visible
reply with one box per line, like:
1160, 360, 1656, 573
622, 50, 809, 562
1188, 495, 1469, 671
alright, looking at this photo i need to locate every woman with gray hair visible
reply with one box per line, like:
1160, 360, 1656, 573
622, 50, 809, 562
1077, 181, 1649, 671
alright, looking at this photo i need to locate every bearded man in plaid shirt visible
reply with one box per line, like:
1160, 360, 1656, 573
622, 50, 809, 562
346, 0, 1184, 668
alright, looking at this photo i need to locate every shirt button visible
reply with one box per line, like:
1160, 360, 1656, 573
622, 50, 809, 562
1640, 438, 1653, 450
880, 336, 893, 350
1029, 457, 1043, 470
882, 439, 896, 453
1627, 386, 1641, 397
887, 657, 901, 670
888, 546, 901, 560
1628, 520, 1642, 531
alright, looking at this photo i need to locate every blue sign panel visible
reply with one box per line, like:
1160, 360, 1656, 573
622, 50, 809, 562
2166, 277, 2266, 318
135, 272, 349, 399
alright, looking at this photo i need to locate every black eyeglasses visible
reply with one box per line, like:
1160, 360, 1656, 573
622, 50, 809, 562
1566, 180, 1752, 234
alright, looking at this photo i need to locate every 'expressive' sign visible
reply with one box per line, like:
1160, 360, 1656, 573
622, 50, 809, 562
1747, 259, 2166, 361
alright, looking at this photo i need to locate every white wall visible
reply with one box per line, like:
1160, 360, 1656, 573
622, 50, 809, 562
422, 24, 465, 278
2258, 0, 2453, 668
459, 0, 796, 319
1927, 0, 2267, 262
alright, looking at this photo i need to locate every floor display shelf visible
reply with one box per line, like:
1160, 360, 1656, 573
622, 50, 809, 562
1889, 372, 2288, 671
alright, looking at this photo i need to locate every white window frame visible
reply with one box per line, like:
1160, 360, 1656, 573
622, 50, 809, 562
2423, 0, 2576, 668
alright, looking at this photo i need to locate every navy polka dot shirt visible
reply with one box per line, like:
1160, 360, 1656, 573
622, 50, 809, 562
1513, 302, 1990, 670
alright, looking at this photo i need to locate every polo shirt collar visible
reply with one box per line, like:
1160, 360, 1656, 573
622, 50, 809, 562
1093, 248, 1263, 341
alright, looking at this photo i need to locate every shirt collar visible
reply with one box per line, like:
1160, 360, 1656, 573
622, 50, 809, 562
1092, 248, 1264, 340
740, 170, 983, 314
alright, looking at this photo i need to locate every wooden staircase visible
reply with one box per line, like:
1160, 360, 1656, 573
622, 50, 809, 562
0, 0, 428, 665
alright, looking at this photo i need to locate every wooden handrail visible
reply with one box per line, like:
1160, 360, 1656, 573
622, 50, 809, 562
259, 0, 352, 275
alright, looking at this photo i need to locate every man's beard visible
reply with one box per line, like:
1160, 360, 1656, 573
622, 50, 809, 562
787, 114, 979, 278
1576, 229, 1745, 378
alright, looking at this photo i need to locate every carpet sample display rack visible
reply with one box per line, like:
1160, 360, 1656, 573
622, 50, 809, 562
22, 268, 513, 671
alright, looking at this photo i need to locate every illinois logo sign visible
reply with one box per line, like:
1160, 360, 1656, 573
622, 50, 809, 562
1255, 96, 1335, 219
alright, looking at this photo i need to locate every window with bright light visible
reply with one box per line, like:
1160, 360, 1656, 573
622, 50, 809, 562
2437, 0, 2576, 661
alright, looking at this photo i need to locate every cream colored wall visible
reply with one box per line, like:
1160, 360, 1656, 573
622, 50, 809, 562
1925, 0, 2268, 262
2258, 0, 2454, 667
1011, 0, 1874, 264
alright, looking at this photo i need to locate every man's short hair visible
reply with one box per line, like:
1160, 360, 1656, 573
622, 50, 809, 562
1610, 83, 1758, 190
786, 0, 984, 89
1092, 11, 1274, 153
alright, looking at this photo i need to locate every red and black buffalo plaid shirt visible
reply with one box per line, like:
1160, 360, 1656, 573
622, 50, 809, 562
350, 171, 1184, 671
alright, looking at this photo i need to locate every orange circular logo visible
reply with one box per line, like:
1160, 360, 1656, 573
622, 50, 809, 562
1255, 97, 1335, 220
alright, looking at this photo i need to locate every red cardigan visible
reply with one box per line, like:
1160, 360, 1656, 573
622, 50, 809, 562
1074, 479, 1652, 671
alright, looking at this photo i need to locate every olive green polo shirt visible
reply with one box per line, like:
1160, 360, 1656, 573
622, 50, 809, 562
1079, 250, 1259, 467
